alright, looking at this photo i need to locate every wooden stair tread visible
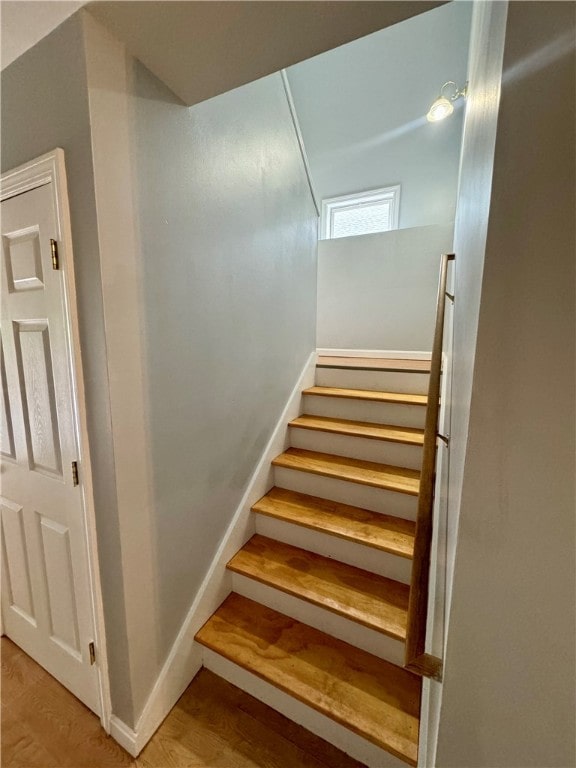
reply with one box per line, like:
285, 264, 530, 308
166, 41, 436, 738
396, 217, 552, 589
272, 448, 420, 496
304, 386, 428, 406
227, 535, 409, 639
316, 356, 431, 373
290, 414, 425, 445
252, 487, 415, 558
196, 594, 421, 766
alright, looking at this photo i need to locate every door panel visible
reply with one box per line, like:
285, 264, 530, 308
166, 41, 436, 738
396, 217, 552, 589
1, 498, 35, 624
38, 514, 81, 655
4, 226, 45, 293
1, 182, 99, 714
14, 320, 63, 476
0, 341, 16, 461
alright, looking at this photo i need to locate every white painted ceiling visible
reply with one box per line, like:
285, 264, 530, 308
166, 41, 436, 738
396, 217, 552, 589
1, 1, 87, 70
85, 1, 445, 106
286, 1, 472, 212
1, 0, 446, 105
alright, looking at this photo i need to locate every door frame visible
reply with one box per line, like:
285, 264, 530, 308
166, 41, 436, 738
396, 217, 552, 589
1, 148, 112, 731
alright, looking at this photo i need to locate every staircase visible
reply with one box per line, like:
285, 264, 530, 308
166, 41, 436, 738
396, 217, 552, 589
196, 356, 431, 767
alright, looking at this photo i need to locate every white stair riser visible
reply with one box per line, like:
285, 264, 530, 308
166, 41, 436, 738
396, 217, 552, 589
254, 514, 413, 584
202, 649, 409, 768
274, 467, 418, 521
316, 368, 430, 394
290, 428, 423, 470
231, 574, 405, 666
303, 394, 427, 429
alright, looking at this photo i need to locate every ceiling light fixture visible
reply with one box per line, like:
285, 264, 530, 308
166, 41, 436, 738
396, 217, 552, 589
427, 81, 468, 123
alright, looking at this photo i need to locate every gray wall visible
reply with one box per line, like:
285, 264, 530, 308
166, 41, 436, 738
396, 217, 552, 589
287, 2, 472, 229
437, 3, 576, 765
316, 225, 454, 351
130, 65, 318, 662
0, 16, 134, 723
2, 15, 317, 728
443, 0, 509, 658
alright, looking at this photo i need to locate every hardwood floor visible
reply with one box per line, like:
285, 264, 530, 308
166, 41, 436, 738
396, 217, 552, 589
1, 637, 365, 768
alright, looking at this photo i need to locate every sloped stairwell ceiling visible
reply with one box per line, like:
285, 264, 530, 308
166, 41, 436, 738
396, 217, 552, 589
87, 0, 445, 105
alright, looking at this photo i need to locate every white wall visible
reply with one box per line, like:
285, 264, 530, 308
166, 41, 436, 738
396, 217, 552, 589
0, 1, 87, 69
441, 0, 510, 654
129, 60, 318, 701
437, 2, 575, 765
82, 14, 318, 726
316, 225, 454, 352
287, 2, 472, 230
0, 14, 135, 724
423, 2, 509, 763
3, 11, 318, 729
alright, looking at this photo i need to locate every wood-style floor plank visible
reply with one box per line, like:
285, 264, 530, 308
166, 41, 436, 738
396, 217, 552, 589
1, 637, 363, 768
138, 667, 361, 768
1, 639, 133, 768
228, 535, 409, 639
272, 448, 420, 496
290, 415, 425, 445
316, 356, 431, 372
252, 487, 416, 558
303, 387, 428, 406
195, 594, 421, 766
1, 638, 46, 709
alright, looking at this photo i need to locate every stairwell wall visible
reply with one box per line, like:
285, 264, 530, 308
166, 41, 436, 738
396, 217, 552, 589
316, 224, 454, 352
3, 10, 318, 730
437, 2, 575, 765
82, 12, 319, 725
126, 54, 319, 712
0, 14, 135, 725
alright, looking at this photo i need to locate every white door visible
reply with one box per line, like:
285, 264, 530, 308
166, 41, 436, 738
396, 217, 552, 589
1, 179, 100, 715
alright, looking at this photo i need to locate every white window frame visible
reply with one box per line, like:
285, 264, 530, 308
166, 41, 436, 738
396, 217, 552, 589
320, 185, 401, 240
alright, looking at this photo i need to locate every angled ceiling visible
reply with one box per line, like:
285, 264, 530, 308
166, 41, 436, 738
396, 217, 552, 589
86, 1, 445, 106
1, 0, 87, 69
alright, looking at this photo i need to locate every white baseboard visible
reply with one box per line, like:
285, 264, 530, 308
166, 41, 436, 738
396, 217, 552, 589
120, 350, 317, 756
317, 348, 431, 360
109, 715, 139, 757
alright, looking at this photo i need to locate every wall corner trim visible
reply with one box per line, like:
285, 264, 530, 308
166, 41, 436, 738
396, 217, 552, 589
280, 70, 320, 217
120, 350, 317, 756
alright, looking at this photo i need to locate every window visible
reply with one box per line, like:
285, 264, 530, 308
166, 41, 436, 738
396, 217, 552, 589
320, 186, 400, 240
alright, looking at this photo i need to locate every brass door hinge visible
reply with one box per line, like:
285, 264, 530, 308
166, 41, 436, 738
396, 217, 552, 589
50, 239, 59, 270
71, 461, 79, 486
89, 642, 96, 665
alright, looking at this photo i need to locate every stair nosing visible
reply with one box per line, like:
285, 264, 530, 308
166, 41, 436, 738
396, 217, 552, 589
252, 488, 415, 559
272, 448, 420, 496
290, 414, 425, 445
196, 594, 420, 766
303, 386, 428, 406
227, 535, 408, 641
316, 363, 429, 374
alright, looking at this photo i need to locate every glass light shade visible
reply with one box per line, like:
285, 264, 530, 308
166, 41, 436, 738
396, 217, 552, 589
427, 97, 454, 123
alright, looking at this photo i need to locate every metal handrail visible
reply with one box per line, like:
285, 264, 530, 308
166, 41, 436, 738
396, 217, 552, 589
404, 252, 455, 681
